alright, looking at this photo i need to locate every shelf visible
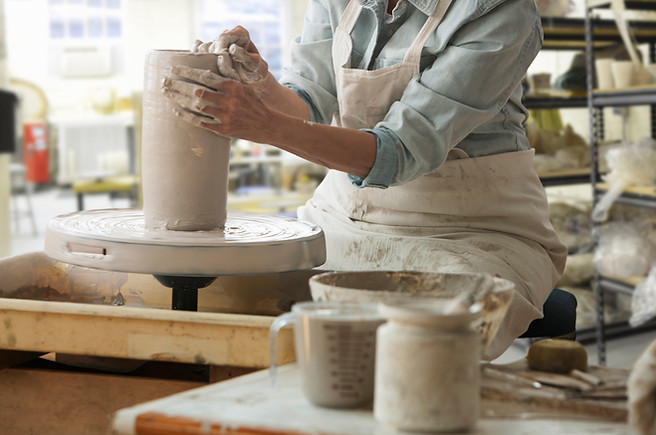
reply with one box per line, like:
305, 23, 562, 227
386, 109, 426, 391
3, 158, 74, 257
585, 1, 656, 365
577, 318, 656, 343
538, 168, 591, 186
524, 92, 588, 109
599, 274, 646, 294
587, 0, 656, 11
591, 85, 656, 106
595, 182, 656, 209
543, 16, 656, 49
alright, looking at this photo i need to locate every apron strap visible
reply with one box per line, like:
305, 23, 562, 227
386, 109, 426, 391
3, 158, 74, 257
403, 0, 454, 65
335, 0, 453, 70
332, 0, 362, 76
336, 0, 362, 37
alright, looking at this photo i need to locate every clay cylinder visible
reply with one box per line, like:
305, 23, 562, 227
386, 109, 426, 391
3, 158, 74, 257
142, 50, 230, 231
374, 300, 481, 433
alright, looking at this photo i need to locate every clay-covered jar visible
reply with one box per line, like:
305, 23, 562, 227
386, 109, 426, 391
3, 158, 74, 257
374, 298, 481, 433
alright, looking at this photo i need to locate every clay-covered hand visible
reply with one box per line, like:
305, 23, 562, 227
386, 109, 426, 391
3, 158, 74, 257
162, 66, 274, 142
192, 26, 269, 84
161, 70, 224, 129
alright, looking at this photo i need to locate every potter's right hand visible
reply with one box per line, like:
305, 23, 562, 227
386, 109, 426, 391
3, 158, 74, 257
162, 64, 279, 145
164, 66, 230, 95
161, 69, 224, 130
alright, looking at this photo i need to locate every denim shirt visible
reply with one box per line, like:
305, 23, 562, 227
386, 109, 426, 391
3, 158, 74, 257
280, 0, 543, 188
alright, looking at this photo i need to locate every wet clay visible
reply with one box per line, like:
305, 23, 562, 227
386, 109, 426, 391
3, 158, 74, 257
5, 285, 124, 306
142, 50, 231, 231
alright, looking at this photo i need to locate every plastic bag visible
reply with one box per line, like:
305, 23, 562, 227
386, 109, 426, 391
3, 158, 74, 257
594, 222, 656, 278
592, 139, 656, 222
630, 265, 656, 327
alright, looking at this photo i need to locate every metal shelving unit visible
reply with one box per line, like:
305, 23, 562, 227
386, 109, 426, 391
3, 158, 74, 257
528, 15, 656, 187
524, 93, 589, 109
523, 90, 591, 185
543, 14, 656, 49
524, 18, 593, 186
585, 0, 656, 365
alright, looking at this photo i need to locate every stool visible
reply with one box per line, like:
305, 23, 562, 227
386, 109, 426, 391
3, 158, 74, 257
9, 163, 38, 236
72, 175, 139, 211
519, 288, 577, 340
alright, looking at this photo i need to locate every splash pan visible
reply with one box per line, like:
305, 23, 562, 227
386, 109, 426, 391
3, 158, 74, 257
0, 252, 311, 368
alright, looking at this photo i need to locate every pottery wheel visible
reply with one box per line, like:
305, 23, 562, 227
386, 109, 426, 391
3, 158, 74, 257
44, 208, 326, 276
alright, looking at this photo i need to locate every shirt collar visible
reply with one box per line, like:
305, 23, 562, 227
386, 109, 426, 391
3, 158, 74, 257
357, 0, 439, 16
411, 0, 440, 15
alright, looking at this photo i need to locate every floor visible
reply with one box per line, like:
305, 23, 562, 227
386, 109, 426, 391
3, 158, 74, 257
5, 185, 656, 369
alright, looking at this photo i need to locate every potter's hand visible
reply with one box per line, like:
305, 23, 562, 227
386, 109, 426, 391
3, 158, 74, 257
161, 70, 224, 130
218, 26, 269, 84
223, 43, 269, 84
192, 26, 269, 84
162, 66, 274, 143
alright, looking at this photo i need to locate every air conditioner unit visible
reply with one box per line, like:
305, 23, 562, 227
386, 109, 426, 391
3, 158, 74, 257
59, 46, 112, 78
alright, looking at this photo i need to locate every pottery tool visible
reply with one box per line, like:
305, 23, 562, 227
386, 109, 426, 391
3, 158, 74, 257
482, 365, 542, 389
482, 359, 629, 422
571, 369, 603, 386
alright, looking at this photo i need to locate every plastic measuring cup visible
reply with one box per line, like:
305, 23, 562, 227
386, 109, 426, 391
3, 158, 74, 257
269, 301, 384, 408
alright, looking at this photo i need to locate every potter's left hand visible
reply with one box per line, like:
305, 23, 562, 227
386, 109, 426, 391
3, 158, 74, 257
162, 66, 275, 142
192, 26, 269, 84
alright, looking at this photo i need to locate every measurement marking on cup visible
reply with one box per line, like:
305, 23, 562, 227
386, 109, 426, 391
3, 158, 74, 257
330, 358, 365, 364
323, 326, 356, 330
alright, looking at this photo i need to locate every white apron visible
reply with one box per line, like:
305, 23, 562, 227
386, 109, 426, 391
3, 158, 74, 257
297, 0, 567, 359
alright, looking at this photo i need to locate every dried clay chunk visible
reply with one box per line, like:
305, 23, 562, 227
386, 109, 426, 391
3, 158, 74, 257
526, 339, 588, 373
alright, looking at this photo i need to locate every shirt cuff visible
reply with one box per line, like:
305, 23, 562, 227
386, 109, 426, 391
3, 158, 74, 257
348, 128, 398, 189
284, 84, 323, 124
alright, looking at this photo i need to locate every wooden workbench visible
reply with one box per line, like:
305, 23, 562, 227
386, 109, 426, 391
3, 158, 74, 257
0, 252, 301, 435
112, 364, 630, 435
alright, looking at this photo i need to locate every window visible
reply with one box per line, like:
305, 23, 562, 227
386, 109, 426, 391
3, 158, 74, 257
199, 0, 284, 79
49, 0, 124, 41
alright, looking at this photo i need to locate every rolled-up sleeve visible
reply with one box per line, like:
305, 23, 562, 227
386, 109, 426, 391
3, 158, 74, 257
366, 0, 543, 187
281, 0, 543, 189
281, 0, 339, 125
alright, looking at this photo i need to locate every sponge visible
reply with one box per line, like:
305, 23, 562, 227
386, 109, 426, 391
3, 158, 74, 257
527, 339, 588, 373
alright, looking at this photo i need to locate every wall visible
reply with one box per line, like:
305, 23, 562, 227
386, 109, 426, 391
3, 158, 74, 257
4, 0, 197, 114
0, 0, 10, 258
4, 0, 307, 113
123, 0, 196, 92
3, 0, 48, 87
282, 0, 309, 62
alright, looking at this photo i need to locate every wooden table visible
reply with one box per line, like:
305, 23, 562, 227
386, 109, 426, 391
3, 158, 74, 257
71, 174, 139, 210
112, 364, 630, 435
